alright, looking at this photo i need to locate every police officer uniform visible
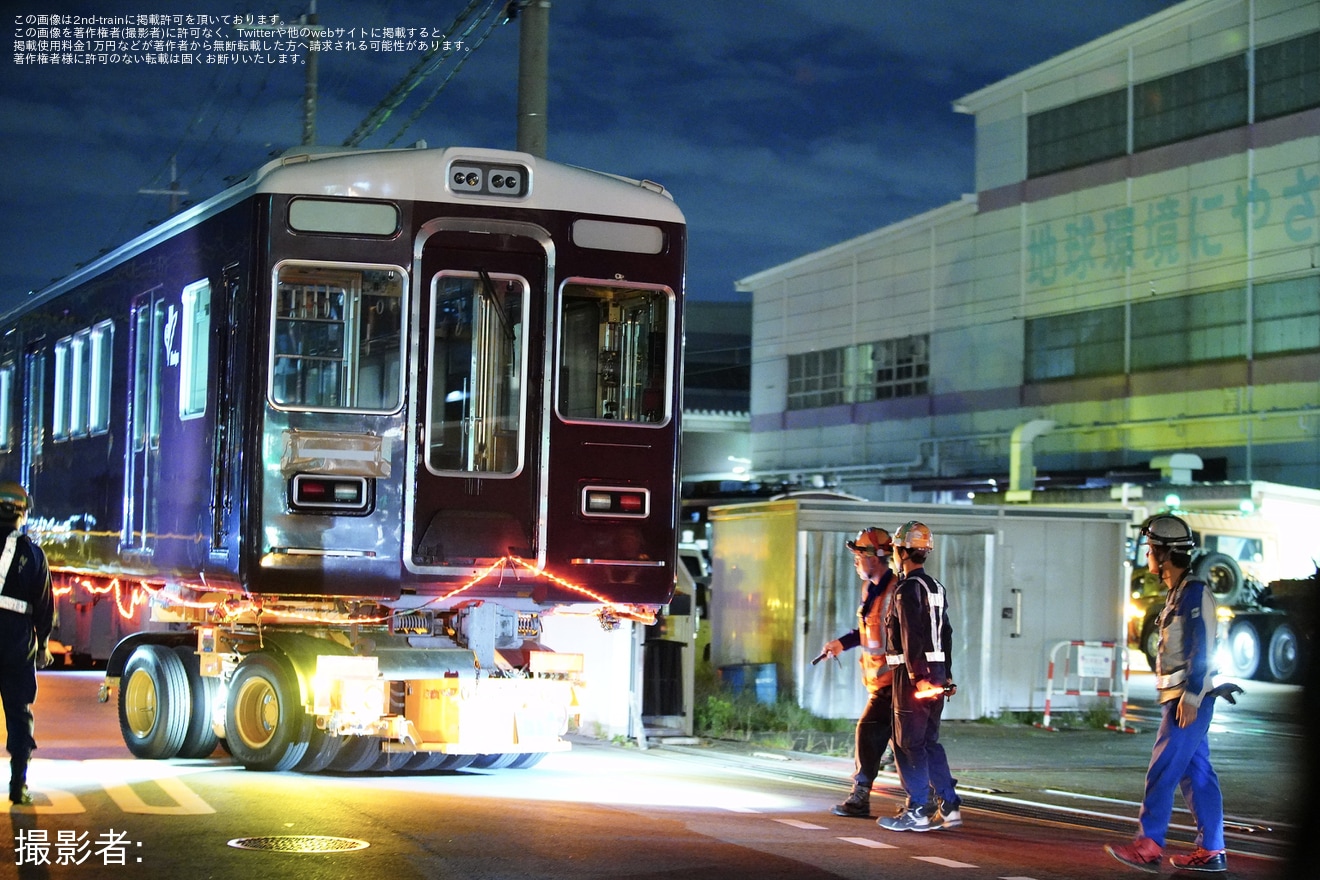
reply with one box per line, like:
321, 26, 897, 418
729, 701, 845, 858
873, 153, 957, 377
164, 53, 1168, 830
0, 482, 54, 805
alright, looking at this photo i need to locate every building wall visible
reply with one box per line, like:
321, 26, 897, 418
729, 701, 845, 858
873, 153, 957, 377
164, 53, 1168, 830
738, 0, 1320, 496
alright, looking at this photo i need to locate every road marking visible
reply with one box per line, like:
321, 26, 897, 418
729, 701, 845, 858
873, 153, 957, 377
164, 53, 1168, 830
775, 819, 827, 830
913, 855, 977, 868
26, 788, 85, 815
838, 836, 898, 849
101, 776, 215, 815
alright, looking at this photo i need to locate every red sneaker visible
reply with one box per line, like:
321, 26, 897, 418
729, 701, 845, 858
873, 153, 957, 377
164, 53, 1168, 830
1105, 837, 1164, 873
1169, 848, 1227, 872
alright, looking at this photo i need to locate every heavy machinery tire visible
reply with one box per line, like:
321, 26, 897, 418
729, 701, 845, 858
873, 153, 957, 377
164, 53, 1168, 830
1226, 619, 1262, 680
118, 645, 190, 760
224, 653, 312, 771
1267, 622, 1304, 683
172, 645, 221, 759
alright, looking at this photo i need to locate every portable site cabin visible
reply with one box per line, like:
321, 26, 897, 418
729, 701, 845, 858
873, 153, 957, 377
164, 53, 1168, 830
707, 497, 1131, 721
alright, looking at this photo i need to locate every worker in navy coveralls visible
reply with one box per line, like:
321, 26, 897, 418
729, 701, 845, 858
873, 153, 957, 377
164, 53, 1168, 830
1107, 514, 1229, 873
877, 520, 962, 832
819, 527, 899, 818
0, 482, 55, 806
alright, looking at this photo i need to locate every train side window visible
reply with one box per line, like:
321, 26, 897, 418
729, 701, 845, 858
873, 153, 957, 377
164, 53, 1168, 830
0, 362, 12, 451
269, 262, 406, 412
425, 271, 527, 475
88, 320, 113, 434
53, 330, 92, 441
556, 281, 673, 425
25, 351, 44, 459
180, 279, 210, 419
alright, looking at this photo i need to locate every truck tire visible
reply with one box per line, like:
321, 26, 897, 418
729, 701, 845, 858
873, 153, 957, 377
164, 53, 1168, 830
224, 653, 312, 771
1267, 622, 1303, 684
508, 752, 547, 769
327, 736, 381, 772
1225, 619, 1262, 680
295, 725, 345, 773
1193, 552, 1244, 605
471, 752, 517, 769
1140, 610, 1162, 672
172, 645, 221, 759
119, 645, 190, 760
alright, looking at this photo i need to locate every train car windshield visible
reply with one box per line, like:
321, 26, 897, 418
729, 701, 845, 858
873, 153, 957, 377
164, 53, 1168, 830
269, 262, 406, 412
557, 281, 672, 424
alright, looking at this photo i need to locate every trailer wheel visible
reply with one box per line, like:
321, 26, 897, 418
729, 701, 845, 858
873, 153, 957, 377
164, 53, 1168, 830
1225, 620, 1262, 680
508, 752, 547, 769
1194, 552, 1244, 605
118, 645, 190, 760
295, 725, 345, 773
1140, 611, 1162, 672
470, 752, 517, 769
404, 751, 449, 772
1267, 622, 1303, 683
326, 736, 380, 773
172, 645, 221, 759
435, 754, 477, 771
224, 653, 311, 771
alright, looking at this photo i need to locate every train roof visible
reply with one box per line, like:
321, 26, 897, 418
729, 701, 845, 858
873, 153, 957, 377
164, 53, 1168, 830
7, 145, 685, 322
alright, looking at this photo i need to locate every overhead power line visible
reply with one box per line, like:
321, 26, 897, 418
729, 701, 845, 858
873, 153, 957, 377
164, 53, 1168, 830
344, 0, 511, 148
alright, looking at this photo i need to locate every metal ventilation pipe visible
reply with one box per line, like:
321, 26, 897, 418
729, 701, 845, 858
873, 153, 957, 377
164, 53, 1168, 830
1006, 419, 1055, 501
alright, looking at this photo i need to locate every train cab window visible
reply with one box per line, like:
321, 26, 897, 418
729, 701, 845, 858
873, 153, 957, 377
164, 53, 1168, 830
425, 271, 527, 475
557, 281, 673, 424
269, 262, 406, 412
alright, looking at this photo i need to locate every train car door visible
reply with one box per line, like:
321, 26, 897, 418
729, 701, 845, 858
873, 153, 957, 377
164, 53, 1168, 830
406, 220, 550, 572
122, 290, 167, 557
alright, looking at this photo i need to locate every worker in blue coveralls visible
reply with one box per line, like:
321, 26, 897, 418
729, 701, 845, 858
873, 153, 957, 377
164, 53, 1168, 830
0, 481, 54, 806
1107, 514, 1229, 873
820, 527, 899, 818
877, 521, 962, 832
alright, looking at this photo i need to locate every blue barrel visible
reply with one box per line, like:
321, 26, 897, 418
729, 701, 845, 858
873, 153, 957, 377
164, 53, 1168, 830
718, 663, 777, 704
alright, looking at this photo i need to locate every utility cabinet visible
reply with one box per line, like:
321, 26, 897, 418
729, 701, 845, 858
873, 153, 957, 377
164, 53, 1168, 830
707, 498, 1130, 721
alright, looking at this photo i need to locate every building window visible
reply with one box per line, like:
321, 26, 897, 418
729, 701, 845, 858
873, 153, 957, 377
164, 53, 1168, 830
1134, 54, 1248, 152
787, 335, 929, 410
1025, 307, 1124, 381
787, 348, 845, 410
180, 280, 210, 419
1254, 274, 1320, 355
1131, 288, 1246, 371
1028, 89, 1127, 178
868, 335, 930, 400
1257, 31, 1320, 121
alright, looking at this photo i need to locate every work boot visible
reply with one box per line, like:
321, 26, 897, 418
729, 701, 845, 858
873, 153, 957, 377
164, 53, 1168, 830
1169, 848, 1227, 872
831, 786, 871, 817
1105, 837, 1163, 873
9, 757, 31, 806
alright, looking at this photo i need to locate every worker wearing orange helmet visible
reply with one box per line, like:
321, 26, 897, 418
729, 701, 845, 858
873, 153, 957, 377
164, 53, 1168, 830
0, 481, 54, 806
819, 527, 899, 817
877, 520, 962, 832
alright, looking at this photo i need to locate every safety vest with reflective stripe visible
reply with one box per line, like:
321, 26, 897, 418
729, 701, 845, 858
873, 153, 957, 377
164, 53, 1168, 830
884, 568, 952, 683
858, 569, 896, 693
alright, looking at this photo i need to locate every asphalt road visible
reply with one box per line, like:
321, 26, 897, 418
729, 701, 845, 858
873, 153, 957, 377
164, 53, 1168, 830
0, 667, 1308, 879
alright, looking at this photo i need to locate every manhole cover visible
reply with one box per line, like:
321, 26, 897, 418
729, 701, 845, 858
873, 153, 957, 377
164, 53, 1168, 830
227, 836, 370, 853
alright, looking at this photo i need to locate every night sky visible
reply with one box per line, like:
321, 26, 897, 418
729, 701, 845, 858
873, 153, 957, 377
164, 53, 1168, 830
3, 1, 1182, 313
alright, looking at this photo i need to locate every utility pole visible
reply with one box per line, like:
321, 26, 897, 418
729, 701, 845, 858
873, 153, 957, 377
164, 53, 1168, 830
301, 0, 319, 145
516, 0, 550, 158
139, 155, 189, 215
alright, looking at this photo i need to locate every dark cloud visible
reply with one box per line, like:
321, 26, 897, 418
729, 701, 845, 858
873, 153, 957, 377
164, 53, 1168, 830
2, 0, 1180, 309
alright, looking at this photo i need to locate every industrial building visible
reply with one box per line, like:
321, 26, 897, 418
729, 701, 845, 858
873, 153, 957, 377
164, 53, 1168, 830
736, 0, 1320, 500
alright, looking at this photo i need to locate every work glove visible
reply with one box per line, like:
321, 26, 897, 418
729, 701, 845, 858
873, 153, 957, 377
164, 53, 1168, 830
1208, 682, 1245, 705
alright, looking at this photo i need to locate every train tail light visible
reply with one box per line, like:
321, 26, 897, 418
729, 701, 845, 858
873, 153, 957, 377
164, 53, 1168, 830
581, 485, 650, 518
290, 474, 370, 512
